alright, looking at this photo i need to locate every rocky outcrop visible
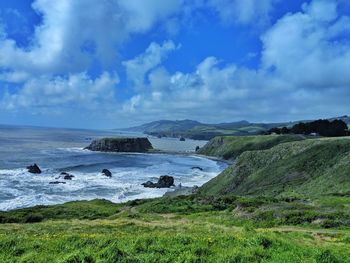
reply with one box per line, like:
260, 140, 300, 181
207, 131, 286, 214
27, 164, 42, 174
85, 138, 153, 152
61, 172, 75, 180
102, 169, 112, 178
142, 175, 175, 188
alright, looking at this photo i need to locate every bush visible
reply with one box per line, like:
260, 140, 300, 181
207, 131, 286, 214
24, 213, 44, 223
316, 250, 339, 263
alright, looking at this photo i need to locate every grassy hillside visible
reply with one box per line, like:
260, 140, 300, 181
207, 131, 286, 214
200, 137, 350, 197
1, 196, 350, 262
197, 134, 306, 160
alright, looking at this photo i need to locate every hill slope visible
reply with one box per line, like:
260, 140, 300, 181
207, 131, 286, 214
199, 137, 350, 197
197, 134, 306, 160
124, 116, 350, 140
124, 120, 285, 140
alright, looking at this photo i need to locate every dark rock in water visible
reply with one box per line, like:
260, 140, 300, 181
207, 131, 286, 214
142, 175, 175, 188
191, 166, 203, 171
195, 146, 200, 152
60, 172, 75, 180
102, 169, 112, 178
85, 137, 153, 152
49, 181, 66, 185
26, 164, 42, 174
157, 175, 175, 187
142, 181, 156, 188
179, 137, 186, 141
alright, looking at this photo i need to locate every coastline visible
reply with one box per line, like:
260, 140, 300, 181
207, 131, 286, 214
0, 148, 227, 211
147, 149, 234, 165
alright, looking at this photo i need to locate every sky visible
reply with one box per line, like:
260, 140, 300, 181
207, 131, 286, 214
0, 0, 350, 129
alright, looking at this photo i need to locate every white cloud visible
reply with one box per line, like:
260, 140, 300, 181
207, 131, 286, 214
206, 0, 278, 25
1, 0, 350, 126
0, 0, 183, 121
122, 40, 179, 88
261, 0, 350, 89
2, 72, 119, 112
121, 0, 350, 124
0, 0, 184, 77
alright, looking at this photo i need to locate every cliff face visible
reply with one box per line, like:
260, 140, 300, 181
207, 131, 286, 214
85, 138, 153, 152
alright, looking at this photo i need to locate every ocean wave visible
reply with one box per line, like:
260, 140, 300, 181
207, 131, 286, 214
0, 153, 227, 211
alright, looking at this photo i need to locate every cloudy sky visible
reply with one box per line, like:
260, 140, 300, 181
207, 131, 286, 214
0, 0, 350, 128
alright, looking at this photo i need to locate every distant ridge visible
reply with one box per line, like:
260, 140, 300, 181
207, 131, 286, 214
124, 115, 350, 140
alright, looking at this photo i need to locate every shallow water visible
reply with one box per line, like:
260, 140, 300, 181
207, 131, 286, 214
0, 125, 227, 211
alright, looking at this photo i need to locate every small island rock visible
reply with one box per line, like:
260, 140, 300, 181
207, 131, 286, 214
102, 169, 112, 178
27, 164, 42, 174
60, 172, 75, 180
85, 138, 153, 152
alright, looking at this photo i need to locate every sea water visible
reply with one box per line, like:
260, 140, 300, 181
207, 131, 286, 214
0, 125, 227, 211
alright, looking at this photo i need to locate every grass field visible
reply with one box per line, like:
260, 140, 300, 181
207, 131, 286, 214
1, 197, 350, 262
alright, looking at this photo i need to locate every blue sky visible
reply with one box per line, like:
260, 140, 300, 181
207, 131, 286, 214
0, 0, 350, 128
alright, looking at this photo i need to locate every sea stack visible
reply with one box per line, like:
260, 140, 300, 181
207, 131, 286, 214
85, 137, 153, 153
27, 164, 42, 174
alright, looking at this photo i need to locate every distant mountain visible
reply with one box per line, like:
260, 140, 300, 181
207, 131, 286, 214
124, 116, 350, 140
124, 119, 282, 140
125, 120, 202, 133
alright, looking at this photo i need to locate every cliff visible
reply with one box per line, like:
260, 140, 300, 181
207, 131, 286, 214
85, 137, 153, 152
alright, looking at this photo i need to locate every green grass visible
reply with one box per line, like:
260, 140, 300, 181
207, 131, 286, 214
1, 196, 350, 262
200, 137, 350, 197
0, 199, 121, 223
197, 134, 305, 160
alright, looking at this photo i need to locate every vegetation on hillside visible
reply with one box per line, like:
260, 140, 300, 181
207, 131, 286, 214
197, 134, 305, 160
200, 137, 350, 197
266, 119, 349, 137
125, 116, 350, 140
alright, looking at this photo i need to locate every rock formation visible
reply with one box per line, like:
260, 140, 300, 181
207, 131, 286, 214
85, 138, 153, 152
142, 175, 175, 188
102, 169, 112, 178
27, 164, 42, 174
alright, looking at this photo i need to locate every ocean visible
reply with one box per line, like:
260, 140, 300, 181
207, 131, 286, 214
0, 125, 227, 211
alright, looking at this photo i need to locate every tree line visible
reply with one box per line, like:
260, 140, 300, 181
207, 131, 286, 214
265, 119, 349, 137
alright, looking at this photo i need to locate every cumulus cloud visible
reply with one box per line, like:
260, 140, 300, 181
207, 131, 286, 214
206, 0, 278, 25
123, 40, 179, 88
2, 72, 119, 112
0, 0, 184, 77
261, 0, 350, 90
1, 0, 350, 127
121, 0, 350, 124
0, 0, 183, 121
